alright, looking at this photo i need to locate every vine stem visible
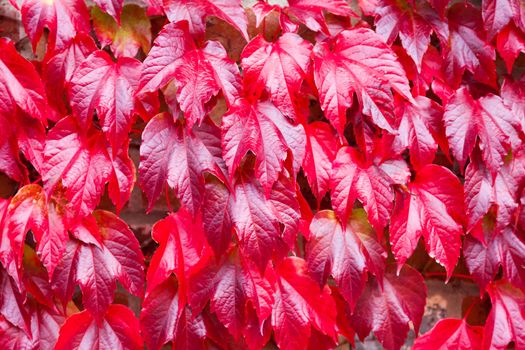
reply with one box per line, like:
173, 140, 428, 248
423, 271, 475, 281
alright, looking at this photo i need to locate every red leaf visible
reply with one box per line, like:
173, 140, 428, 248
7, 184, 68, 277
229, 174, 281, 272
445, 3, 496, 88
482, 0, 523, 39
146, 208, 208, 298
330, 146, 399, 233
497, 24, 525, 73
162, 0, 248, 40
140, 277, 206, 350
369, 0, 448, 69
241, 33, 312, 120
188, 249, 274, 340
0, 267, 30, 335
69, 50, 141, 152
42, 34, 97, 115
138, 22, 241, 127
0, 39, 48, 123
43, 116, 113, 219
464, 226, 525, 292
482, 281, 525, 350
464, 150, 494, 233
501, 77, 525, 134
390, 164, 464, 277
272, 257, 337, 350
108, 145, 135, 212
55, 304, 143, 350
202, 178, 233, 257
302, 122, 339, 201
20, 0, 90, 51
351, 265, 427, 350
172, 41, 242, 127
221, 98, 305, 192
443, 87, 520, 174
313, 27, 413, 135
412, 318, 483, 350
52, 211, 144, 320
94, 0, 123, 22
306, 209, 386, 309
139, 113, 226, 213
395, 96, 444, 169
138, 21, 194, 94
285, 0, 357, 34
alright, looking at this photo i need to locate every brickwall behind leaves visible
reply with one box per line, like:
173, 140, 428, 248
0, 0, 486, 348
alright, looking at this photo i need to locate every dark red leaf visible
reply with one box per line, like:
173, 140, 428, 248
482, 281, 525, 350
55, 304, 143, 350
351, 265, 427, 350
306, 209, 386, 309
241, 33, 312, 120
313, 27, 413, 135
412, 318, 483, 350
272, 257, 337, 350
390, 164, 464, 277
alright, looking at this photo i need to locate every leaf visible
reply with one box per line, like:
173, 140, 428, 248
463, 150, 494, 233
108, 145, 135, 212
313, 27, 413, 135
140, 277, 206, 350
93, 0, 122, 22
146, 208, 208, 299
92, 4, 152, 58
306, 209, 386, 310
482, 281, 525, 350
137, 21, 195, 94
139, 113, 226, 214
395, 96, 444, 169
501, 77, 525, 134
52, 211, 144, 320
162, 0, 248, 41
390, 164, 464, 277
330, 146, 398, 233
444, 3, 496, 88
369, 0, 448, 69
412, 318, 483, 350
55, 304, 143, 350
0, 38, 48, 123
138, 22, 241, 126
20, 0, 90, 51
69, 50, 142, 152
202, 178, 233, 258
443, 87, 520, 174
171, 40, 242, 127
43, 116, 113, 219
241, 33, 312, 120
7, 184, 68, 277
188, 248, 274, 340
351, 265, 427, 350
464, 226, 525, 292
221, 98, 305, 193
284, 0, 357, 34
302, 122, 339, 201
482, 0, 523, 39
272, 257, 337, 350
229, 174, 281, 272
497, 23, 525, 73
42, 34, 97, 115
0, 267, 30, 335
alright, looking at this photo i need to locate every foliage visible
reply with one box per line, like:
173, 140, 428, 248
1, 0, 525, 349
